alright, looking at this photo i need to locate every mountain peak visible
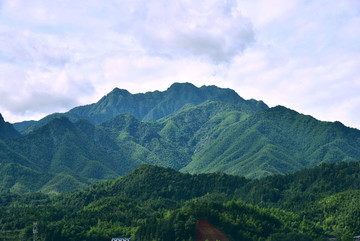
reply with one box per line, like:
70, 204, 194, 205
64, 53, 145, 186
16, 83, 268, 133
109, 87, 131, 96
168, 82, 197, 91
40, 116, 75, 136
0, 113, 4, 123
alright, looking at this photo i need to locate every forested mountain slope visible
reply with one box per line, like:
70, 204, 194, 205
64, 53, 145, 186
1, 117, 142, 194
182, 106, 360, 177
1, 83, 360, 194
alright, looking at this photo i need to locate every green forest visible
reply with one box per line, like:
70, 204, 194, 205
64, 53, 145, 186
1, 162, 360, 240
1, 83, 360, 240
1, 84, 360, 195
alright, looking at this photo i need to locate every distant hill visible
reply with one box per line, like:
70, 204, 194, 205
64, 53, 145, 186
12, 120, 36, 134
0, 114, 21, 140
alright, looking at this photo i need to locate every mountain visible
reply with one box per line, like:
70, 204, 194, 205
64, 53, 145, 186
15, 82, 268, 134
1, 117, 144, 194
97, 100, 360, 179
0, 114, 21, 140
0, 101, 247, 193
182, 105, 360, 177
1, 83, 360, 194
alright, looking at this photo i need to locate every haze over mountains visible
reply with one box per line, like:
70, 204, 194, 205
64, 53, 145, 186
1, 82, 360, 194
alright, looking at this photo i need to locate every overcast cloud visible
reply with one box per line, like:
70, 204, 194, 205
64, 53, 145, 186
0, 0, 359, 129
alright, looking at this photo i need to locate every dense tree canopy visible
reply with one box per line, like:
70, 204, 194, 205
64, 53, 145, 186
1, 162, 360, 240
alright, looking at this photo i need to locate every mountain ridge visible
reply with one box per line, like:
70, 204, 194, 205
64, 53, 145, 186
14, 82, 268, 134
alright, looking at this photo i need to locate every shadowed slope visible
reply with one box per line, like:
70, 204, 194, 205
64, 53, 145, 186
0, 114, 21, 140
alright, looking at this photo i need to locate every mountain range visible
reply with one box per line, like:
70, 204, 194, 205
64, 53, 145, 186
1, 82, 360, 194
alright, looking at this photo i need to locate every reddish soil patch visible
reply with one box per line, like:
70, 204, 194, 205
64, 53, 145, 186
196, 219, 230, 241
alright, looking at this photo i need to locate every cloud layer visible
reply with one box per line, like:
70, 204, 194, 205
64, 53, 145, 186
0, 0, 359, 129
121, 0, 254, 63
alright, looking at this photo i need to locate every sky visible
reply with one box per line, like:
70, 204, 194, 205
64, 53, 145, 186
0, 0, 359, 129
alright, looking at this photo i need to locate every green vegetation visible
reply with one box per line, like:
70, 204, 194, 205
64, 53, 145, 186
2, 83, 360, 240
1, 84, 360, 194
182, 106, 360, 178
2, 162, 360, 240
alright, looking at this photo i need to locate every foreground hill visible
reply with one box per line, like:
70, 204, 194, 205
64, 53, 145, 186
3, 162, 360, 240
56, 162, 360, 211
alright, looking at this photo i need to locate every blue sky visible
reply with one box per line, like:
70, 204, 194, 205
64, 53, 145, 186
0, 0, 359, 129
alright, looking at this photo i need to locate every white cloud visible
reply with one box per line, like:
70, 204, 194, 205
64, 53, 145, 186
116, 0, 254, 63
0, 0, 255, 123
222, 0, 360, 129
237, 0, 299, 28
0, 28, 71, 68
0, 0, 359, 131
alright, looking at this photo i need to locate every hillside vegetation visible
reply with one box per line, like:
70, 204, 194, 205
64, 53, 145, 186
2, 162, 360, 240
1, 83, 360, 194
